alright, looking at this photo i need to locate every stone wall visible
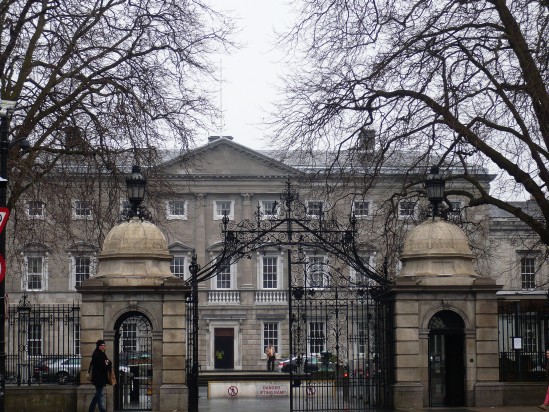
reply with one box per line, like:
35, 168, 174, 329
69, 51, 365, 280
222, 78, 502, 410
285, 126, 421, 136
6, 386, 79, 412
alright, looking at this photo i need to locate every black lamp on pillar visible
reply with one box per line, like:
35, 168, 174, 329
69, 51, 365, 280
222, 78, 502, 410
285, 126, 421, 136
187, 253, 201, 412
425, 165, 446, 219
123, 165, 151, 221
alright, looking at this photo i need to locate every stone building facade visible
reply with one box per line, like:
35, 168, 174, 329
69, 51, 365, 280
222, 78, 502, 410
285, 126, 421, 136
4, 135, 548, 408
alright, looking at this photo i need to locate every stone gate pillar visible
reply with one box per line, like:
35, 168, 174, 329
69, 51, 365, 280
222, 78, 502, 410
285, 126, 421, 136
391, 217, 502, 408
77, 218, 190, 412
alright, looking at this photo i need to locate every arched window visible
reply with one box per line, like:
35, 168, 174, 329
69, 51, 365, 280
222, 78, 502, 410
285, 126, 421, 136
428, 310, 465, 331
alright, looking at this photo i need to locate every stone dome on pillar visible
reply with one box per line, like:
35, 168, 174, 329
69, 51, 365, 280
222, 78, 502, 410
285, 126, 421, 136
94, 217, 177, 286
77, 216, 189, 412
399, 217, 477, 285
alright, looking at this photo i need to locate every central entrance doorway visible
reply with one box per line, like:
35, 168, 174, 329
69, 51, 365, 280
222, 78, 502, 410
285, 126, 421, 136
428, 310, 465, 407
214, 328, 234, 369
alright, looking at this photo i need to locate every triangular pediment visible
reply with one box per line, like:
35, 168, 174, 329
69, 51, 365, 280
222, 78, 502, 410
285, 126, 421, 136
160, 138, 300, 178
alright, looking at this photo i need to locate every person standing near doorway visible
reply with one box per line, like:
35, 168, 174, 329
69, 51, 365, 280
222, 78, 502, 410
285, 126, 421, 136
265, 344, 276, 372
538, 349, 549, 410
89, 339, 112, 412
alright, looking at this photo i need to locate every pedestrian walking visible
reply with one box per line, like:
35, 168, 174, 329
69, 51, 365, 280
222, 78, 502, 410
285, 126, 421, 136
88, 339, 112, 412
538, 349, 549, 410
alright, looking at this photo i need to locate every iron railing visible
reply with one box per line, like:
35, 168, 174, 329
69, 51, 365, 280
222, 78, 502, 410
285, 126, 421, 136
5, 296, 81, 385
498, 300, 549, 382
4, 278, 549, 393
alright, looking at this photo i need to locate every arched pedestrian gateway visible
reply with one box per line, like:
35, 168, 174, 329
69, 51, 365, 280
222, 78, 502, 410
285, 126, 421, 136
114, 312, 153, 411
428, 310, 465, 407
392, 217, 502, 408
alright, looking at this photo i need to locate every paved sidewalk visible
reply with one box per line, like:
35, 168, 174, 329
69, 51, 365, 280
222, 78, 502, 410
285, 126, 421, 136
198, 400, 544, 412
197, 382, 543, 411
197, 391, 541, 412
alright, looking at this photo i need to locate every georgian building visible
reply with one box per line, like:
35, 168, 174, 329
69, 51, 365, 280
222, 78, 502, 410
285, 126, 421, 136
6, 135, 543, 376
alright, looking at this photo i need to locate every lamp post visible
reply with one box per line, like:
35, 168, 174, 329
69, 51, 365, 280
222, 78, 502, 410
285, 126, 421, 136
425, 165, 446, 218
187, 255, 200, 412
126, 165, 146, 212
122, 165, 151, 221
0, 100, 16, 412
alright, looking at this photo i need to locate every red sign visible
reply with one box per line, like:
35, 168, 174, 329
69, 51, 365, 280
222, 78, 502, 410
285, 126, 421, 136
0, 255, 5, 283
0, 207, 9, 234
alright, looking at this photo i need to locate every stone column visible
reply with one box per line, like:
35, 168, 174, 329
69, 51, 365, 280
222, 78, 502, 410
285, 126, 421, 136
392, 217, 502, 408
238, 193, 254, 292
77, 218, 190, 412
392, 285, 423, 408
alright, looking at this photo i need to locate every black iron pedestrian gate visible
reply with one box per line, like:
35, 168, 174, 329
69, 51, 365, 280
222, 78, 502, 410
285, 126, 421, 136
186, 180, 393, 411
115, 313, 153, 411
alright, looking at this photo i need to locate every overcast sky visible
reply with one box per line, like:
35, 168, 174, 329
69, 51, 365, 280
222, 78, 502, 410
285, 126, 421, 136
198, 0, 293, 150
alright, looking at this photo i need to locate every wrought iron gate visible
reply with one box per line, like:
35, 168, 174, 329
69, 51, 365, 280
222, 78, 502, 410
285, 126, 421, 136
115, 314, 153, 411
288, 256, 392, 411
185, 180, 393, 411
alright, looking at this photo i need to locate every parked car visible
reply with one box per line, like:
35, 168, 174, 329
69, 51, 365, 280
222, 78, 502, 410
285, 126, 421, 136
278, 356, 319, 373
33, 356, 81, 384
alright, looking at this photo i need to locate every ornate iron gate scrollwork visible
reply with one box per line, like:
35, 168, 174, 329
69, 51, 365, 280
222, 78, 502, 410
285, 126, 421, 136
288, 256, 391, 411
185, 180, 393, 412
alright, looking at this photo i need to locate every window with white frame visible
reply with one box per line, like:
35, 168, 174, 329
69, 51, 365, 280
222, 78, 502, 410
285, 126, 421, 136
521, 256, 536, 290
26, 200, 45, 219
449, 201, 462, 213
350, 255, 374, 287
73, 255, 92, 288
447, 200, 462, 220
263, 322, 279, 353
215, 257, 233, 289
309, 322, 325, 355
357, 321, 367, 354
73, 200, 92, 220
261, 200, 279, 219
261, 256, 279, 289
395, 259, 403, 276
120, 199, 131, 213
166, 200, 188, 220
24, 255, 47, 291
170, 256, 187, 279
29, 323, 42, 356
307, 255, 329, 288
524, 327, 538, 353
214, 200, 234, 220
398, 200, 416, 219
74, 323, 81, 355
307, 201, 325, 218
353, 201, 370, 218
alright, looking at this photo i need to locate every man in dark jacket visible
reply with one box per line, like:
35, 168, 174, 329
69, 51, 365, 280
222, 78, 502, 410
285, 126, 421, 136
89, 339, 112, 412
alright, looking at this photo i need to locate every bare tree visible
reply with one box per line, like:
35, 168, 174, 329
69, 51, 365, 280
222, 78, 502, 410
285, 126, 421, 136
1, 0, 235, 208
272, 0, 549, 244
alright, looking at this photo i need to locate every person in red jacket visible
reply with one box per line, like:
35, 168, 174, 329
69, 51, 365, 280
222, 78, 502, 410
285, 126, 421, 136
88, 339, 112, 412
538, 349, 549, 410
